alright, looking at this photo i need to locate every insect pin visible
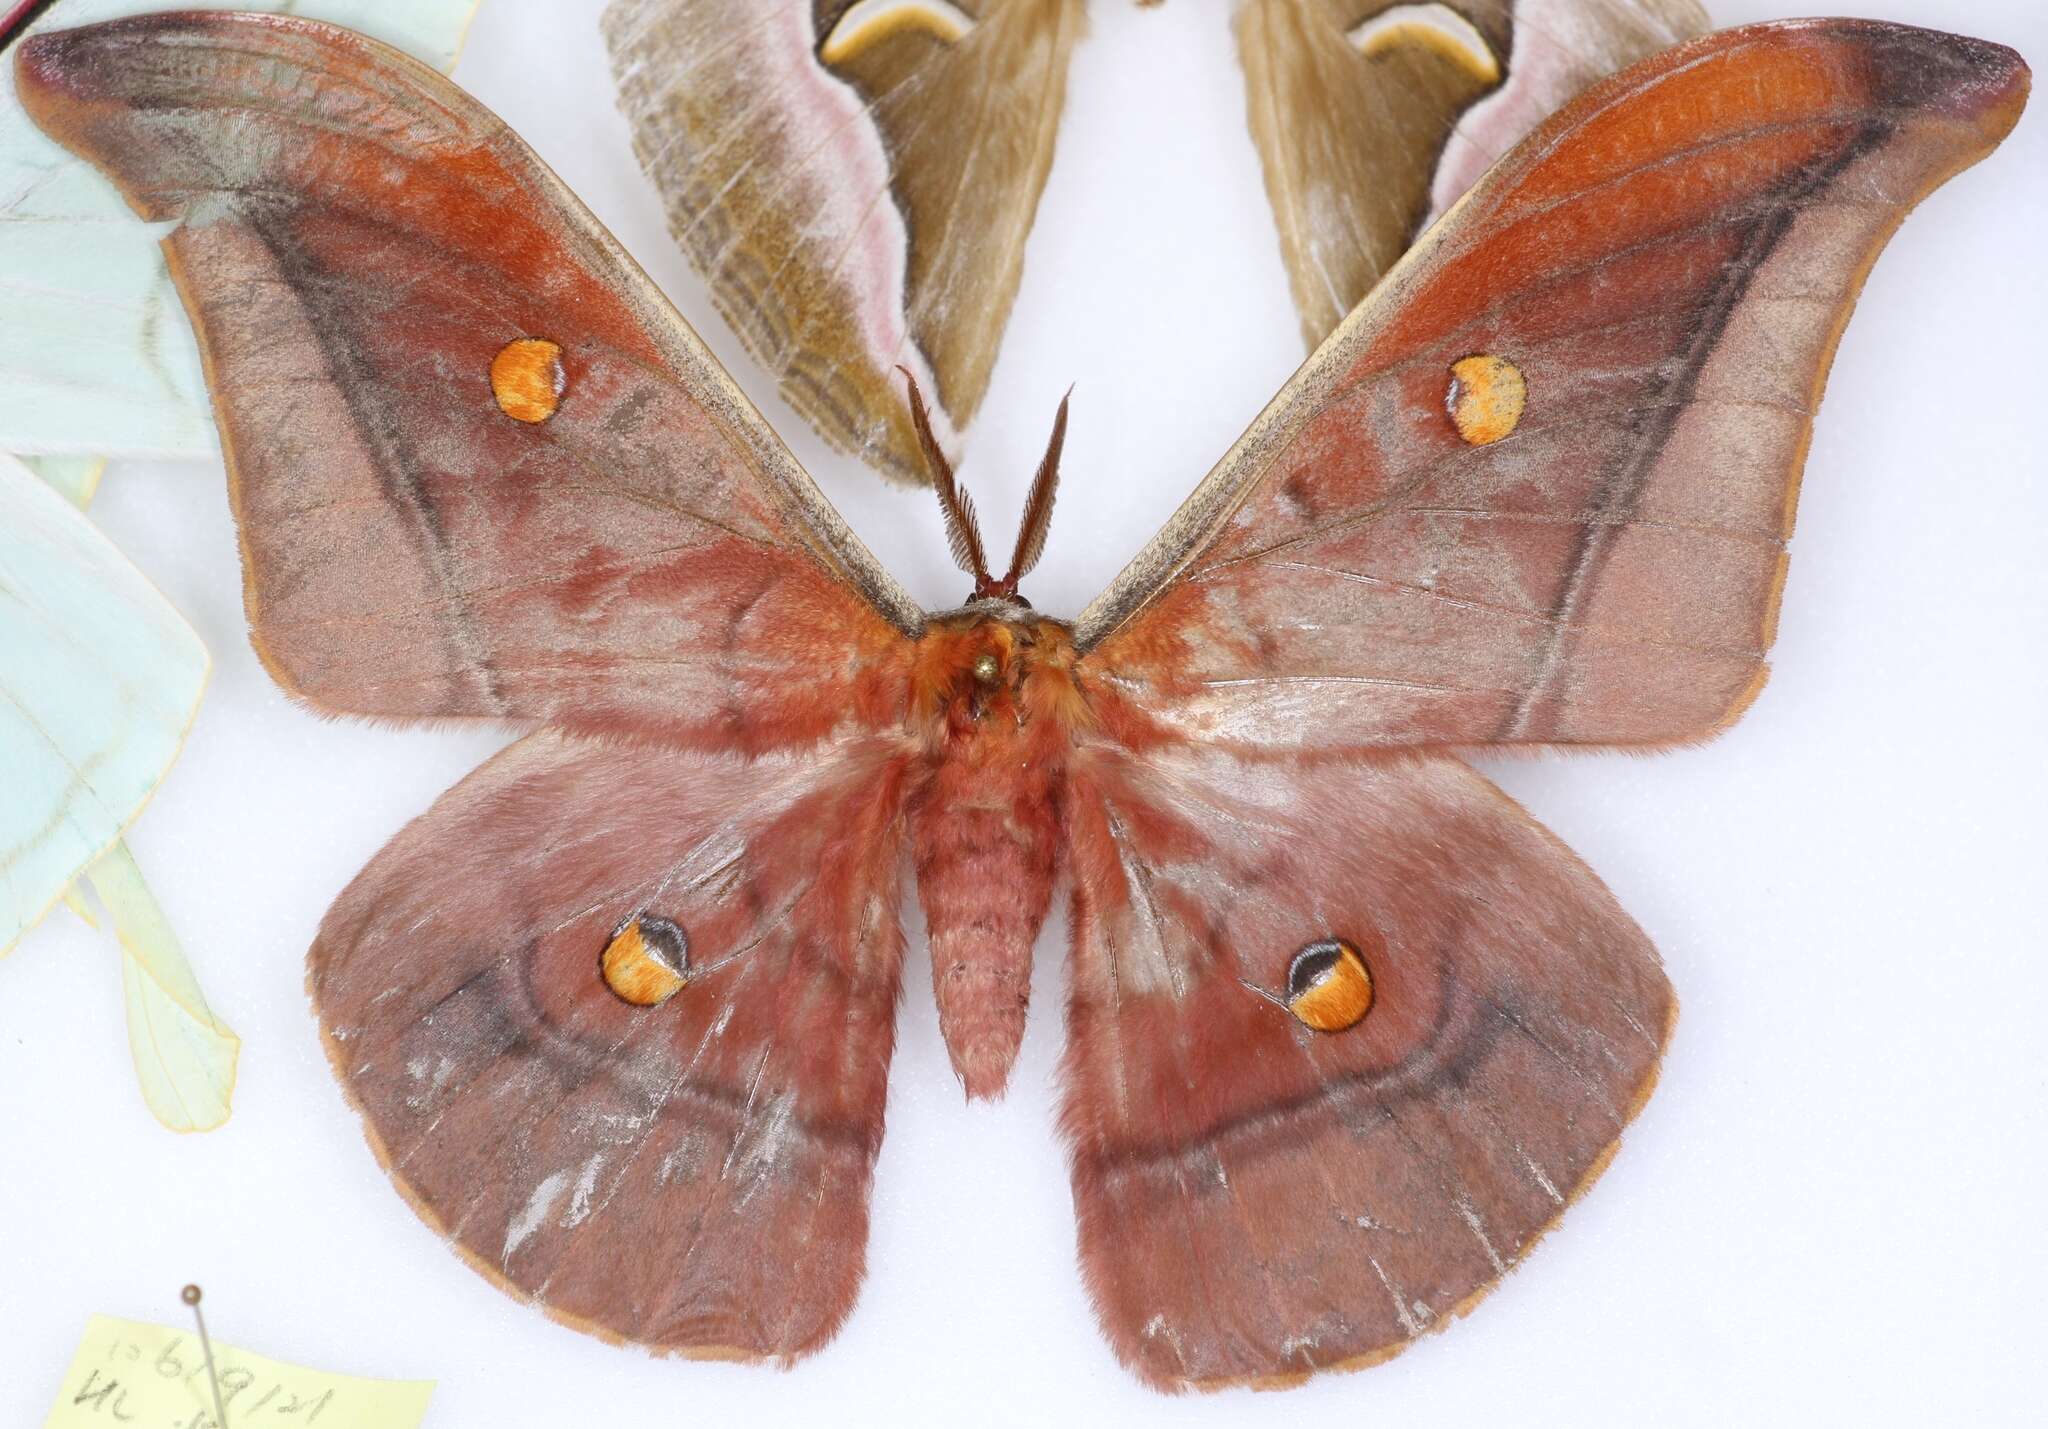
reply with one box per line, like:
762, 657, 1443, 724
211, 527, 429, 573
181, 1284, 228, 1428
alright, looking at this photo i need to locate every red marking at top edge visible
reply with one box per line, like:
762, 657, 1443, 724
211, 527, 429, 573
1, 1, 56, 48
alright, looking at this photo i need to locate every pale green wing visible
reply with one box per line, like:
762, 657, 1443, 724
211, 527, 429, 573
0, 0, 483, 460
88, 841, 238, 1132
0, 452, 206, 952
23, 454, 105, 507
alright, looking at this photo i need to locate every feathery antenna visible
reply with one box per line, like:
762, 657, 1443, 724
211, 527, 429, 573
1003, 387, 1069, 588
900, 367, 989, 585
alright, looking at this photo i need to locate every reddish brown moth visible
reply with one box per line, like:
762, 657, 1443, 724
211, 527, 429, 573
16, 11, 2028, 1391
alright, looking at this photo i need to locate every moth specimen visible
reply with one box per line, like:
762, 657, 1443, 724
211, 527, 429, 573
603, 0, 1711, 480
17, 10, 2027, 1389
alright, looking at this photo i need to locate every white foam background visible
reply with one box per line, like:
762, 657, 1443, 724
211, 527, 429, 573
2, 1, 2043, 1423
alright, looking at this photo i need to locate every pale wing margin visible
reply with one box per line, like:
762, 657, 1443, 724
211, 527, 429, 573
602, 0, 1084, 484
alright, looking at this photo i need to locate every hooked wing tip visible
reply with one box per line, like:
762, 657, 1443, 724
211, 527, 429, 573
13, 15, 201, 164
14, 12, 165, 106
15, 13, 392, 147
13, 23, 81, 111
1850, 20, 2030, 134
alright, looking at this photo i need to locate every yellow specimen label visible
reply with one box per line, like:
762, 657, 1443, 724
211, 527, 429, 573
45, 1315, 432, 1428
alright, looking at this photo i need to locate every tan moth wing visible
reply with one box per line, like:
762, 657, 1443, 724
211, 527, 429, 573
1060, 19, 2026, 1389
18, 12, 928, 1360
1237, 0, 1709, 347
1077, 20, 2030, 755
603, 0, 1084, 483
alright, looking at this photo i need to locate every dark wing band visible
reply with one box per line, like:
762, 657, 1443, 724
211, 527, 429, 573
1060, 742, 1669, 1389
1077, 20, 2027, 755
314, 730, 915, 1359
19, 13, 922, 744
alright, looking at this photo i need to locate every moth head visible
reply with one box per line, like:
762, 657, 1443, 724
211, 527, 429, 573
900, 368, 1068, 608
911, 612, 1086, 733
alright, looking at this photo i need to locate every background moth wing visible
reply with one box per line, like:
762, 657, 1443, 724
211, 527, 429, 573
0, 0, 483, 464
1058, 744, 1669, 1388
602, 0, 1085, 483
312, 730, 915, 1360
20, 454, 105, 507
1236, 0, 1709, 348
17, 11, 923, 740
1076, 20, 2029, 755
91, 841, 240, 1134
0, 454, 232, 1132
0, 451, 205, 953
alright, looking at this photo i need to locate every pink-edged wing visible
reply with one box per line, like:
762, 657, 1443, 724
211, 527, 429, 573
1236, 0, 1710, 348
601, 0, 1085, 483
1076, 20, 2029, 755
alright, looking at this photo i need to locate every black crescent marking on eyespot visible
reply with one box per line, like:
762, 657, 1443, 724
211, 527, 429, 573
1285, 937, 1352, 1003
633, 915, 692, 976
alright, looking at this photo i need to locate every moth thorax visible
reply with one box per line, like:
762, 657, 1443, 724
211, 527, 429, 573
600, 914, 690, 1007
1285, 937, 1375, 1033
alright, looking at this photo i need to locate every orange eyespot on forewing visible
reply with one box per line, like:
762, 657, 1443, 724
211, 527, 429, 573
1445, 353, 1525, 445
490, 337, 566, 423
1285, 936, 1375, 1033
599, 914, 689, 1007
